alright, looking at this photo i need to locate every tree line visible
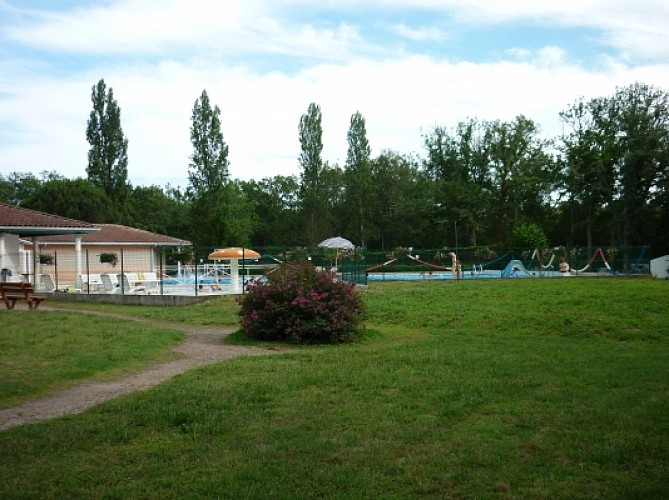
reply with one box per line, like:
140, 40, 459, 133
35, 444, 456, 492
1, 80, 667, 255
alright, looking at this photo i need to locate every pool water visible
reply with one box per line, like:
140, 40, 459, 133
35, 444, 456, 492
367, 270, 565, 281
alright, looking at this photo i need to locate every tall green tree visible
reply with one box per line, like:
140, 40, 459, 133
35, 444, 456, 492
127, 185, 186, 236
486, 116, 552, 244
164, 185, 192, 241
298, 102, 329, 244
559, 98, 616, 247
86, 79, 129, 220
187, 89, 230, 246
559, 83, 669, 249
0, 172, 41, 206
320, 161, 345, 237
242, 176, 301, 246
0, 175, 12, 204
610, 83, 669, 246
424, 119, 491, 246
220, 180, 253, 247
26, 176, 111, 222
370, 151, 433, 249
343, 111, 374, 247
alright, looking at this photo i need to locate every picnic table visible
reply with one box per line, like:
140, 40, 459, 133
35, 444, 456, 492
0, 282, 47, 310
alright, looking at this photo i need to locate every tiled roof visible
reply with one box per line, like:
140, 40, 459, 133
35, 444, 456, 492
0, 203, 99, 235
40, 224, 191, 246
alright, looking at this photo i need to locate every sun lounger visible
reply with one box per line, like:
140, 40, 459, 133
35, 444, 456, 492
80, 274, 103, 292
40, 274, 56, 292
100, 274, 119, 293
118, 273, 146, 294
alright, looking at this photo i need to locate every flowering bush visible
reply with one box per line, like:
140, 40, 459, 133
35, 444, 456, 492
238, 261, 365, 344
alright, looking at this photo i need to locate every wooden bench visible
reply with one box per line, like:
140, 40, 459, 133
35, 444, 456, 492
0, 282, 47, 310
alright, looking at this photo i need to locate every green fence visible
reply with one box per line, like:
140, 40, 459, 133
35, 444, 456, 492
33, 244, 649, 295
362, 246, 650, 276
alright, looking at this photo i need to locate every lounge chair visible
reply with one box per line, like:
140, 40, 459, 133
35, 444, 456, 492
100, 274, 118, 293
118, 273, 146, 294
79, 273, 103, 292
40, 274, 56, 292
136, 272, 161, 293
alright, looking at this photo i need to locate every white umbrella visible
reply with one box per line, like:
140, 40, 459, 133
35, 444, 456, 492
318, 237, 355, 271
317, 236, 355, 250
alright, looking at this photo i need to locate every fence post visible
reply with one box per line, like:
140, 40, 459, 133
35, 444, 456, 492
120, 248, 124, 296
159, 247, 164, 296
194, 248, 199, 297
54, 250, 59, 291
85, 249, 90, 294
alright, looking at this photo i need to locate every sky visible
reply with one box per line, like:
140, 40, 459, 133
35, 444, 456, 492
1, 0, 669, 190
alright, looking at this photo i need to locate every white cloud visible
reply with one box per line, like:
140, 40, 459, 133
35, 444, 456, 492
2, 0, 669, 190
392, 23, 448, 42
5, 0, 245, 54
4, 0, 380, 63
506, 46, 569, 68
313, 0, 669, 61
453, 0, 669, 61
5, 49, 666, 189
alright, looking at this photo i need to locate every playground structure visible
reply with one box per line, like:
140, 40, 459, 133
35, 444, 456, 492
363, 245, 650, 281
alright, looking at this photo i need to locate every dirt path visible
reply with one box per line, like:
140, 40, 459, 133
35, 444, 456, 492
0, 308, 287, 431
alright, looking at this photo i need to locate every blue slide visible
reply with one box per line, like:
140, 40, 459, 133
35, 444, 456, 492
501, 260, 533, 278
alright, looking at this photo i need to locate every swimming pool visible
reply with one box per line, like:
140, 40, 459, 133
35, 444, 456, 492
367, 270, 565, 281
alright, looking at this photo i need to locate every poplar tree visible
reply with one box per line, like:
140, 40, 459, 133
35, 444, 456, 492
298, 102, 328, 244
188, 89, 230, 246
189, 90, 229, 195
344, 111, 373, 247
86, 79, 129, 219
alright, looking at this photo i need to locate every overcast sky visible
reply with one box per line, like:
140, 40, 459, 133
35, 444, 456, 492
1, 1, 668, 189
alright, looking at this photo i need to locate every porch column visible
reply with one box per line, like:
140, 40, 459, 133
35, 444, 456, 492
0, 234, 7, 281
0, 234, 6, 274
32, 236, 40, 286
75, 234, 83, 289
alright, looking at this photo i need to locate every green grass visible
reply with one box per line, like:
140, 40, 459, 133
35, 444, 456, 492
1, 278, 668, 498
0, 311, 184, 408
46, 294, 241, 325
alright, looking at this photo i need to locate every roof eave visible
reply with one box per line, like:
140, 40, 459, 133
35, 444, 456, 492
1, 226, 100, 236
34, 240, 191, 247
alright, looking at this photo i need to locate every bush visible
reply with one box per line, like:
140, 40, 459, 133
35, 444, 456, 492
508, 222, 548, 249
99, 252, 118, 267
39, 253, 54, 265
238, 261, 365, 344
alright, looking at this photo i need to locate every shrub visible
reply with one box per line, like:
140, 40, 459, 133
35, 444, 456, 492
238, 261, 365, 344
508, 222, 548, 249
99, 252, 118, 267
39, 253, 54, 265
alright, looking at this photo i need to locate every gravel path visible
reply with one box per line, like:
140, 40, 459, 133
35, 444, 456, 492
0, 308, 286, 431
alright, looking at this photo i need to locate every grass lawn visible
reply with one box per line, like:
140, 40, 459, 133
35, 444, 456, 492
1, 278, 668, 498
0, 311, 184, 409
45, 294, 242, 326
